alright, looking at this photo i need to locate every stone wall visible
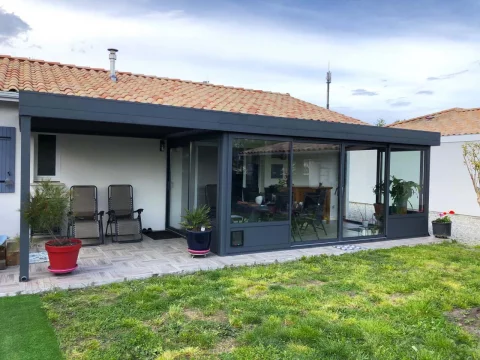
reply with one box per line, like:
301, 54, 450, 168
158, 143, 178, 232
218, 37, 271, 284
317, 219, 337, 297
429, 212, 480, 245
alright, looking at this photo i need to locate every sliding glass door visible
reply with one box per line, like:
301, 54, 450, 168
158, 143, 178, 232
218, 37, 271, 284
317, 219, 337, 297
291, 142, 340, 242
168, 139, 219, 233
343, 145, 386, 238
168, 144, 190, 231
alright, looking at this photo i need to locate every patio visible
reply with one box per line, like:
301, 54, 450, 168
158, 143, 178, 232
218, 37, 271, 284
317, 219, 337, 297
0, 235, 441, 297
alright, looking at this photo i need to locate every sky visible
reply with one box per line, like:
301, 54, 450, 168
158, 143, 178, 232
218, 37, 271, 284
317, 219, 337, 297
0, 0, 479, 124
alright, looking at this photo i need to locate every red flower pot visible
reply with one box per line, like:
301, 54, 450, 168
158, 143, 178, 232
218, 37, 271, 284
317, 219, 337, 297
45, 238, 82, 274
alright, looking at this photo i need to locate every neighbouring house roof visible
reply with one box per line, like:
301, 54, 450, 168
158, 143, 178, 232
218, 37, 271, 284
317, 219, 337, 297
387, 107, 480, 136
0, 55, 367, 126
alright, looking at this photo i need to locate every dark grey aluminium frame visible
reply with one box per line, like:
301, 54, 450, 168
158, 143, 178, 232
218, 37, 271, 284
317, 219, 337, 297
222, 134, 432, 255
17, 91, 440, 281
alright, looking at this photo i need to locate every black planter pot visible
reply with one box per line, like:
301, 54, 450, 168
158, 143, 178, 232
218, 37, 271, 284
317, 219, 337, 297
186, 230, 212, 251
432, 221, 452, 238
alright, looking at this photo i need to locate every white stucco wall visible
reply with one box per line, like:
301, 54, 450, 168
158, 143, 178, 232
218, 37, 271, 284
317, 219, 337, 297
0, 101, 167, 237
49, 133, 166, 231
430, 135, 480, 216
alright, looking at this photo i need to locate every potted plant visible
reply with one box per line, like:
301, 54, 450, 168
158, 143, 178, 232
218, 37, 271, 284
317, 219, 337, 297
389, 176, 420, 214
22, 180, 81, 274
372, 181, 385, 216
180, 205, 212, 256
360, 204, 370, 228
432, 210, 455, 238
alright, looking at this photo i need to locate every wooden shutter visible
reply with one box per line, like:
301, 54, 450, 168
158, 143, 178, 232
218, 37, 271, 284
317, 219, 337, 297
0, 127, 15, 193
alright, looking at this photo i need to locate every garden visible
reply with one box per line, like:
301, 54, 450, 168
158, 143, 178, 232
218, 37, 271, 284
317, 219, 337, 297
1, 242, 480, 359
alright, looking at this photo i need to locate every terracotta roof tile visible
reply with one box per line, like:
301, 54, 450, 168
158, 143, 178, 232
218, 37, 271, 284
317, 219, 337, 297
0, 55, 368, 126
387, 108, 480, 136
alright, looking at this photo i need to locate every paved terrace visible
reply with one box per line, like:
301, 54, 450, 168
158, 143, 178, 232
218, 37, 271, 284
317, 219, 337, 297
0, 236, 441, 297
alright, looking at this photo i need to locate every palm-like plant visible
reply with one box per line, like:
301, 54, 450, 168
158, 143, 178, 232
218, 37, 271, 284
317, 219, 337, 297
22, 180, 71, 245
180, 205, 212, 232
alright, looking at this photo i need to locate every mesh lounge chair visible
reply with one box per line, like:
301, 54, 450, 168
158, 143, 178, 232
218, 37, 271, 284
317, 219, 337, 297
68, 186, 104, 246
106, 185, 143, 243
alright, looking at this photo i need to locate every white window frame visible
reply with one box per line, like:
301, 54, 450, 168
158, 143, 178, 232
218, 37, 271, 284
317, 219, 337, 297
34, 133, 60, 181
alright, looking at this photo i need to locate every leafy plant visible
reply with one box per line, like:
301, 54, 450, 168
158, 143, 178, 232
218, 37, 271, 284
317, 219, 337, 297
180, 205, 212, 232
462, 142, 480, 207
433, 210, 455, 223
372, 180, 385, 201
22, 180, 71, 246
389, 176, 420, 210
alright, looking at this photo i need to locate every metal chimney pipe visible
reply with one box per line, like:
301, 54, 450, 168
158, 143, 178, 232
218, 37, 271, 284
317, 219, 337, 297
108, 48, 118, 82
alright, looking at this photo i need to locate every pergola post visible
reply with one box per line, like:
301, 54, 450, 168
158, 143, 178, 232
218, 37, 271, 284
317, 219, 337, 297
19, 115, 31, 282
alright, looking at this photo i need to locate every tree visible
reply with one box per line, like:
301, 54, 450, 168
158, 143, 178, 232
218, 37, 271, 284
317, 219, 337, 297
374, 118, 386, 127
462, 142, 480, 207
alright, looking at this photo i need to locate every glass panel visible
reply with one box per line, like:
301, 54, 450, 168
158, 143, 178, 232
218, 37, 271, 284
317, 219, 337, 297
231, 139, 291, 223
389, 149, 425, 215
191, 141, 219, 223
291, 143, 340, 242
37, 134, 56, 176
343, 145, 386, 238
168, 145, 190, 230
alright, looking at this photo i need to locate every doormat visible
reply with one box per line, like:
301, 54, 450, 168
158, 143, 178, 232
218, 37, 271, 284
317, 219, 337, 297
29, 251, 49, 264
147, 231, 181, 240
333, 245, 368, 252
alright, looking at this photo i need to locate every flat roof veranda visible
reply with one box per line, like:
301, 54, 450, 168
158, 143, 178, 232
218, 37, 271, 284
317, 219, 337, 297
19, 91, 441, 146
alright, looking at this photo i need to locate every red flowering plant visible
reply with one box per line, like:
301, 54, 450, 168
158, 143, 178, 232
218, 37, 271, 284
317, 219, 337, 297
432, 210, 455, 223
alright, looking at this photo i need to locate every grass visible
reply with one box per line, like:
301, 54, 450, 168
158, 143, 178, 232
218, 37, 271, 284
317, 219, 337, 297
2, 242, 480, 359
0, 295, 63, 360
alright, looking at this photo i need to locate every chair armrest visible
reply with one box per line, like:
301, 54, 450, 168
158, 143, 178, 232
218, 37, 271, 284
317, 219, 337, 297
107, 210, 116, 216
98, 211, 105, 218
134, 208, 144, 215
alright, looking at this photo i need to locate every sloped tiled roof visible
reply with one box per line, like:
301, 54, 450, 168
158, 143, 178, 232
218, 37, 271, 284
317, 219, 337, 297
387, 107, 480, 136
0, 55, 367, 125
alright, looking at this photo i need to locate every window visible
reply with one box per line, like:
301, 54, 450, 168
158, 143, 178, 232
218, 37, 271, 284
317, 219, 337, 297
291, 142, 340, 241
389, 149, 425, 215
36, 134, 56, 177
231, 139, 291, 223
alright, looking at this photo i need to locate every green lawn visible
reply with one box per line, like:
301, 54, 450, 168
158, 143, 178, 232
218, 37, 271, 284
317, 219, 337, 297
2, 242, 480, 359
0, 295, 63, 360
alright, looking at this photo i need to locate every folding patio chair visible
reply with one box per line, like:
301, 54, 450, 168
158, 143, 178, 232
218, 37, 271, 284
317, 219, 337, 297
106, 185, 143, 243
68, 185, 104, 246
297, 191, 328, 239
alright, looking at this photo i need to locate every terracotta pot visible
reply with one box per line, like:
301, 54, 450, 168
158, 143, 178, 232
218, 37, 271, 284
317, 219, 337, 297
373, 203, 384, 216
6, 250, 20, 266
45, 238, 82, 274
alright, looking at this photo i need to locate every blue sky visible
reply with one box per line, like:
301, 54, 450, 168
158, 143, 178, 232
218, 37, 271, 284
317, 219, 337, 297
0, 0, 479, 123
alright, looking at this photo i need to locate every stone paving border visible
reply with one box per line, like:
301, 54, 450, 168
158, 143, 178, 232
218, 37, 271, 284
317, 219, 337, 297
0, 236, 442, 297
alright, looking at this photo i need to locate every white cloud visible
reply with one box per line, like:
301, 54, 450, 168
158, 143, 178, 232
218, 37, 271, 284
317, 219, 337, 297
0, 0, 478, 124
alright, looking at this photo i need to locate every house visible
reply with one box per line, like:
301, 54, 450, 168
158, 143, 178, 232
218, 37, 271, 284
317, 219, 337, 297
388, 108, 480, 244
0, 52, 440, 282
